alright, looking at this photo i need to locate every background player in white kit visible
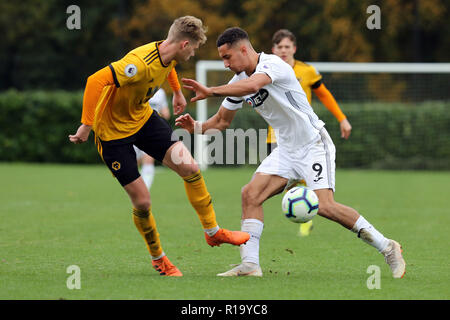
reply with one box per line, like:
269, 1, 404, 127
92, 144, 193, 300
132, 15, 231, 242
134, 88, 170, 190
176, 27, 406, 278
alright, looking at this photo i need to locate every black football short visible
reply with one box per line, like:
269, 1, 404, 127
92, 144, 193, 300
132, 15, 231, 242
267, 142, 277, 156
95, 111, 178, 187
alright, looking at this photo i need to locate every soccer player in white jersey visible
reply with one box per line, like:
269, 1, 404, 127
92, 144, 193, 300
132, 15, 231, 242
176, 27, 406, 278
134, 88, 170, 189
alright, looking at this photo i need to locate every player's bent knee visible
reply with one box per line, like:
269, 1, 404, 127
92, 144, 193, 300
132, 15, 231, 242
133, 201, 151, 212
186, 162, 200, 175
177, 162, 199, 177
130, 194, 151, 212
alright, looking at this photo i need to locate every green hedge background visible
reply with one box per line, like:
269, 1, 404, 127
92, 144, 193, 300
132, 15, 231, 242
0, 90, 97, 164
0, 90, 449, 169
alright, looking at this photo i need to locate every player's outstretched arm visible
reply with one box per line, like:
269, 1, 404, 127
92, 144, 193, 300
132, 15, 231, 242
181, 78, 213, 102
69, 66, 114, 144
175, 106, 237, 134
313, 83, 352, 139
182, 73, 271, 102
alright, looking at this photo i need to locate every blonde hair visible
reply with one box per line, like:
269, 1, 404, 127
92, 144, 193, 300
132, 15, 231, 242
167, 16, 207, 45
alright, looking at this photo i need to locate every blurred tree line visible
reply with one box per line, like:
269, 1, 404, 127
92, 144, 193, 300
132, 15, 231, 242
0, 0, 448, 91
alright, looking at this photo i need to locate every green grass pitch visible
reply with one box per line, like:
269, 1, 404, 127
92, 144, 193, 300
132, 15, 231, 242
1, 163, 449, 300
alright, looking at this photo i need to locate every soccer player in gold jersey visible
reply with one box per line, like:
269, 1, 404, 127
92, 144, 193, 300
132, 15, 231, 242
69, 16, 249, 277
269, 29, 353, 237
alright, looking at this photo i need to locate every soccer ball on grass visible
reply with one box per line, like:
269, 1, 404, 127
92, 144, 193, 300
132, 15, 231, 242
282, 186, 319, 223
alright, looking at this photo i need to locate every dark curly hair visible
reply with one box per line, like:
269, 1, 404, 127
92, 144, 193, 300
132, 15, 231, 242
216, 27, 249, 47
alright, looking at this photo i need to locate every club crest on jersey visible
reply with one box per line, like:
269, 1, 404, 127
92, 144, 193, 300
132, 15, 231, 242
111, 161, 121, 171
246, 89, 269, 108
124, 64, 137, 77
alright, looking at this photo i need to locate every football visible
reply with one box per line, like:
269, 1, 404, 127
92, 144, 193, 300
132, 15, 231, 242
282, 186, 319, 223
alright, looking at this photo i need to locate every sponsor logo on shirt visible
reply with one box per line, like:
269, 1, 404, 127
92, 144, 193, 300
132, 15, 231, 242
246, 89, 269, 108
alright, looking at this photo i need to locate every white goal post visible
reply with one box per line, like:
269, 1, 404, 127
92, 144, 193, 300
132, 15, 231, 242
194, 61, 450, 170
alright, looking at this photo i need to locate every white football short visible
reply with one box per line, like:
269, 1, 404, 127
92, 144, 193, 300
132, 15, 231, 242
133, 145, 145, 160
256, 128, 336, 191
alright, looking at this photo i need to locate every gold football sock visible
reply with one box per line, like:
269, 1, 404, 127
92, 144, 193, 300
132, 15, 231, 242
183, 170, 218, 230
132, 208, 164, 259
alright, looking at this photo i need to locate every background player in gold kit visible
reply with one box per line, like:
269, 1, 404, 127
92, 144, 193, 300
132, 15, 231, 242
269, 29, 352, 237
69, 16, 249, 277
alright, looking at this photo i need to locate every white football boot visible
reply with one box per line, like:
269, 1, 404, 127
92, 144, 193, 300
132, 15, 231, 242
381, 240, 406, 278
217, 262, 263, 277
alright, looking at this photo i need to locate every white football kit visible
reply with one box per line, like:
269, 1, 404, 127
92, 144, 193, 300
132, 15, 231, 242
222, 53, 336, 191
148, 88, 168, 114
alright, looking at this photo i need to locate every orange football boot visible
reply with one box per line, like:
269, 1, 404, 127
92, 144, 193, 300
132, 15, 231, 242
151, 256, 183, 277
205, 228, 250, 247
